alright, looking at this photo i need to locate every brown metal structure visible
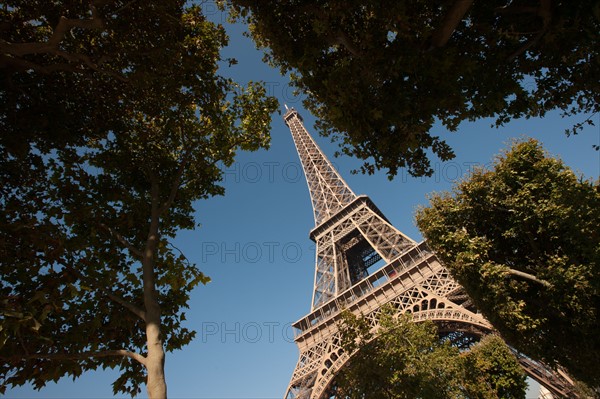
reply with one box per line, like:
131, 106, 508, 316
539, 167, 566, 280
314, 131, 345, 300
282, 107, 577, 399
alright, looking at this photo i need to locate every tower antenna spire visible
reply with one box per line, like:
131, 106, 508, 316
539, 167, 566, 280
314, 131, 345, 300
283, 107, 355, 226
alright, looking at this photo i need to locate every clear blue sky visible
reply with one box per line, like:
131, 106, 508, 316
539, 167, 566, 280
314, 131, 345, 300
6, 4, 599, 399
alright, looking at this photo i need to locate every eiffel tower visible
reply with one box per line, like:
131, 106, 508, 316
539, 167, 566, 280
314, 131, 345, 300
282, 107, 578, 399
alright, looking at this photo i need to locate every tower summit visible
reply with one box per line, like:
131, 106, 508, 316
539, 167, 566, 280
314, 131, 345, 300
283, 107, 355, 226
281, 108, 578, 399
284, 107, 416, 310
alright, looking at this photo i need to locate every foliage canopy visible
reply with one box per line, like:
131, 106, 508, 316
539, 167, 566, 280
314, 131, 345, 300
1, 1, 278, 396
415, 139, 600, 388
336, 308, 527, 399
230, 0, 599, 177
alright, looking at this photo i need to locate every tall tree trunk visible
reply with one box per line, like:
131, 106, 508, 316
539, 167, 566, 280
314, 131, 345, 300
144, 180, 167, 399
145, 311, 166, 399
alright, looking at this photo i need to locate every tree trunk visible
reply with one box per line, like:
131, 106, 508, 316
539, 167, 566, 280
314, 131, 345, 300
143, 255, 167, 399
145, 315, 167, 399
144, 179, 167, 399
143, 252, 167, 399
429, 0, 474, 48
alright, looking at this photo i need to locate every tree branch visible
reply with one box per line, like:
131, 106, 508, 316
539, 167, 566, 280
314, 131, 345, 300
507, 29, 545, 61
99, 223, 143, 259
157, 138, 245, 218
495, 5, 539, 15
1, 6, 102, 57
16, 330, 29, 356
507, 0, 553, 61
104, 291, 147, 321
167, 242, 191, 267
159, 150, 191, 215
54, 50, 128, 82
507, 268, 552, 288
0, 54, 78, 74
1, 349, 147, 366
0, 4, 127, 81
428, 0, 474, 48
63, 263, 146, 321
329, 31, 360, 57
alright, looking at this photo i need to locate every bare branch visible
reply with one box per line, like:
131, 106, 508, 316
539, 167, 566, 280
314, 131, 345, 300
1, 349, 147, 366
99, 223, 143, 259
507, 268, 552, 288
429, 0, 474, 48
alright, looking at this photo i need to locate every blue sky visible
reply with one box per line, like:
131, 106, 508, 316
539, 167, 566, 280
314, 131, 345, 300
5, 4, 599, 399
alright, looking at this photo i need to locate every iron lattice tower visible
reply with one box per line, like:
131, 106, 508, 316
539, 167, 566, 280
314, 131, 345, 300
282, 107, 578, 399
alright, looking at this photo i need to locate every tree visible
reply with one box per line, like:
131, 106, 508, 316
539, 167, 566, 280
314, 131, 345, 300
229, 0, 599, 177
0, 1, 278, 397
1, 0, 159, 152
336, 308, 527, 399
461, 335, 530, 399
415, 139, 600, 389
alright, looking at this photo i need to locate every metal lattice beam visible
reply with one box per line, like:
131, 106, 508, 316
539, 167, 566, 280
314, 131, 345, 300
284, 107, 356, 226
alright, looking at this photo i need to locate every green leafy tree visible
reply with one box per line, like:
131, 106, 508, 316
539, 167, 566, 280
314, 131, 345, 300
461, 335, 530, 399
230, 0, 599, 177
415, 139, 600, 389
0, 1, 278, 397
336, 308, 527, 398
